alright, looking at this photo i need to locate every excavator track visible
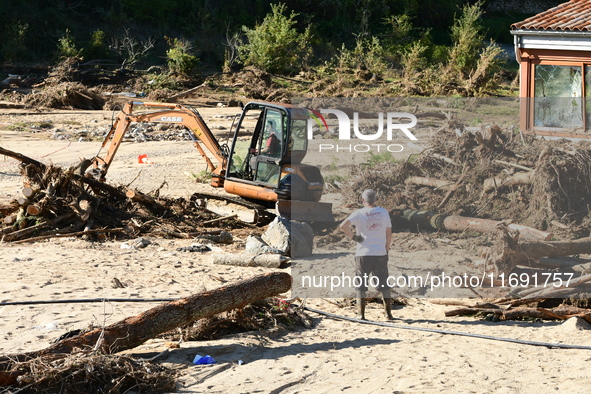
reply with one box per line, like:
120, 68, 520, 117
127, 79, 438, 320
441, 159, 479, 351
190, 192, 276, 226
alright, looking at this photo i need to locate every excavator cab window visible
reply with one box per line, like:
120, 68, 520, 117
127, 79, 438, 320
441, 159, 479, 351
227, 107, 263, 179
226, 103, 287, 187
253, 109, 285, 185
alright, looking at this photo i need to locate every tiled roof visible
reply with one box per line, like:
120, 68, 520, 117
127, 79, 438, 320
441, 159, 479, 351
511, 0, 591, 31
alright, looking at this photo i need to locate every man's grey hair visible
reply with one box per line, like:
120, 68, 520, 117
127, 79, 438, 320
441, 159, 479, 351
362, 189, 377, 204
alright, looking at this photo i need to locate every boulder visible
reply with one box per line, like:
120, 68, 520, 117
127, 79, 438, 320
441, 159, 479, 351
262, 217, 314, 258
245, 235, 282, 255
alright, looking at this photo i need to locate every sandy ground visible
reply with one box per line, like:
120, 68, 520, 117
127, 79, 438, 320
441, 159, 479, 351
1, 107, 591, 393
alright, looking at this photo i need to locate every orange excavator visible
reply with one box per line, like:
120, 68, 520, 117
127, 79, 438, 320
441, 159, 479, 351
87, 100, 334, 225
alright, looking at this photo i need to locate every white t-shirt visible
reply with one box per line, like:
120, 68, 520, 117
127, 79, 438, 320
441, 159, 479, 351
345, 206, 392, 256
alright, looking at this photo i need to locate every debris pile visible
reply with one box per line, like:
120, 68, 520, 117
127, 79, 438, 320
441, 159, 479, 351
0, 147, 232, 244
228, 69, 290, 103
0, 273, 293, 391
336, 117, 591, 302
161, 298, 313, 341
342, 120, 591, 238
21, 81, 106, 110
0, 353, 176, 393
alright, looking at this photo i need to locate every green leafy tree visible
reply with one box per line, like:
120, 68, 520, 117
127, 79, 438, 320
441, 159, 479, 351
239, 3, 311, 75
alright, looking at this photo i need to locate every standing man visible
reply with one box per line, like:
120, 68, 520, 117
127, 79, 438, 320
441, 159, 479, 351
339, 189, 394, 320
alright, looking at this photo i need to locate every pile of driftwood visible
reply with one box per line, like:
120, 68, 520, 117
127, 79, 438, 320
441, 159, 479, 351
435, 298, 591, 324
0, 147, 230, 243
342, 120, 591, 238
0, 272, 293, 391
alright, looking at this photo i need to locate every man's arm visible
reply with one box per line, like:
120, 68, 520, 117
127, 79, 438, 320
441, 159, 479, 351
339, 219, 355, 240
386, 227, 392, 251
340, 218, 364, 243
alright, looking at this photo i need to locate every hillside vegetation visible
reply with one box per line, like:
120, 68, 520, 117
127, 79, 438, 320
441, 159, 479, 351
0, 0, 551, 97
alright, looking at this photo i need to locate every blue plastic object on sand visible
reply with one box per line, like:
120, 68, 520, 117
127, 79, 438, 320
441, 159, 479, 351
193, 355, 216, 365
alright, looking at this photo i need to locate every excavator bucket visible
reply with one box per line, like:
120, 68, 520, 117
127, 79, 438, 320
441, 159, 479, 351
276, 200, 335, 223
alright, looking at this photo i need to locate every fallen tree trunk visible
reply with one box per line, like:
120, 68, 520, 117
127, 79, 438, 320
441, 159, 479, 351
405, 176, 453, 190
213, 253, 288, 268
487, 224, 591, 274
0, 272, 292, 378
402, 209, 552, 241
446, 305, 591, 324
483, 171, 535, 193
518, 273, 591, 299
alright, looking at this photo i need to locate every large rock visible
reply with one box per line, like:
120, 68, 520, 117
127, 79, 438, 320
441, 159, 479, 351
245, 235, 282, 255
262, 217, 314, 258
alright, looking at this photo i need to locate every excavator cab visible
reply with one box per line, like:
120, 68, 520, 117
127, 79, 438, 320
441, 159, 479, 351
224, 102, 333, 223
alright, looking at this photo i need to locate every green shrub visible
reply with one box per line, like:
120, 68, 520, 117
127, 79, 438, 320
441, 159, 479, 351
337, 34, 387, 77
239, 3, 311, 75
84, 29, 110, 60
57, 29, 81, 59
448, 1, 485, 77
165, 37, 198, 75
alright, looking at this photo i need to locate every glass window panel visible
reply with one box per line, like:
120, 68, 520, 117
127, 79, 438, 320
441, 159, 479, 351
534, 65, 583, 128
586, 65, 591, 130
290, 119, 307, 151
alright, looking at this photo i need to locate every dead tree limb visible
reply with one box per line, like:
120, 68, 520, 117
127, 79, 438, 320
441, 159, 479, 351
167, 82, 207, 101
1, 212, 76, 242
437, 169, 468, 210
483, 171, 535, 193
445, 306, 591, 323
0, 272, 292, 380
0, 146, 128, 201
486, 223, 591, 274
125, 188, 166, 213
493, 160, 534, 172
401, 209, 552, 241
213, 253, 288, 268
0, 146, 45, 168
405, 176, 453, 190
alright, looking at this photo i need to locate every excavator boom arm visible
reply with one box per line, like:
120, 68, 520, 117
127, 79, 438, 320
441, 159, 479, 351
94, 101, 227, 183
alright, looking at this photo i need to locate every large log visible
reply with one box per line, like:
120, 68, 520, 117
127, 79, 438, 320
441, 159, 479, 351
483, 171, 535, 193
401, 209, 552, 241
0, 272, 292, 375
487, 222, 591, 274
405, 176, 453, 190
445, 305, 591, 324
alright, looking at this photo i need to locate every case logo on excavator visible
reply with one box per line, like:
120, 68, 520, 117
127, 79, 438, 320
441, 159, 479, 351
160, 116, 183, 122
